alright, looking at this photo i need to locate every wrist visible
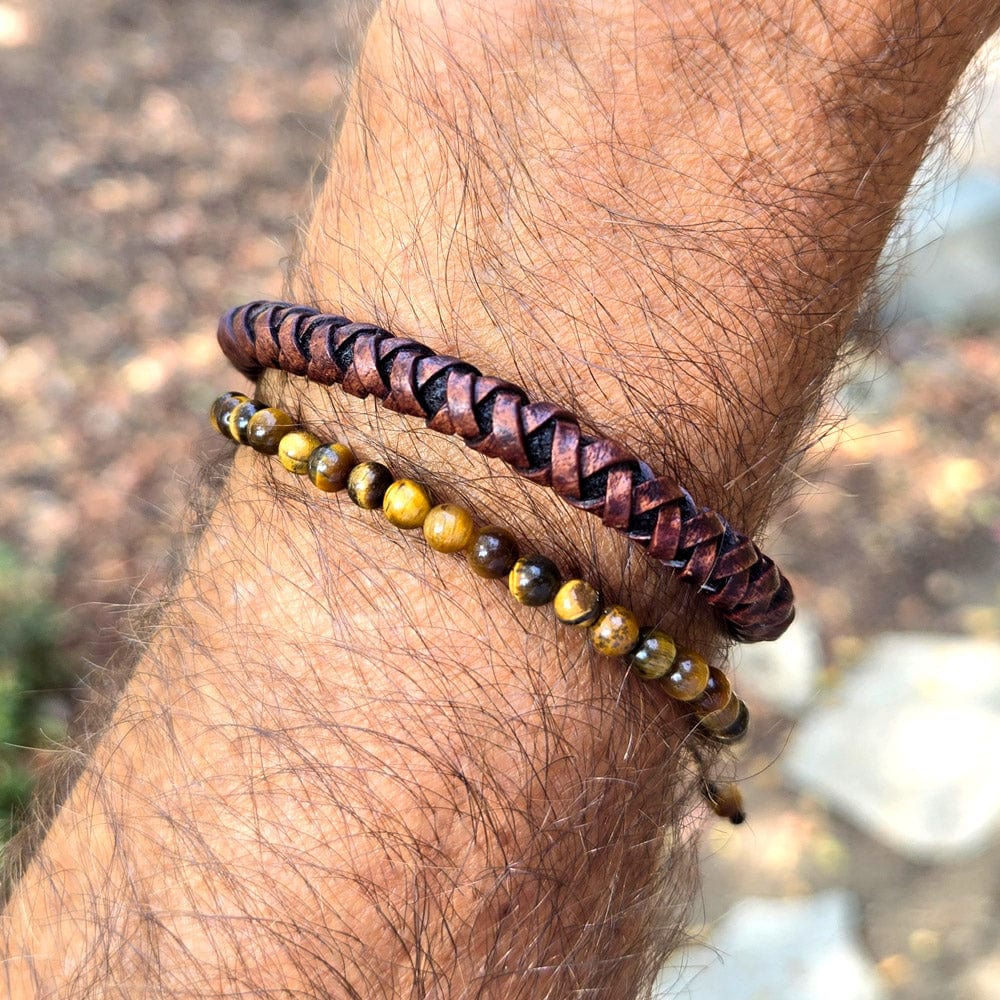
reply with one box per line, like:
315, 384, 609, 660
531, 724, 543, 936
2, 441, 708, 995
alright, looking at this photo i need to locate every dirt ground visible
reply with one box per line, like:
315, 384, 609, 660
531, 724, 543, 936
1, 1, 998, 996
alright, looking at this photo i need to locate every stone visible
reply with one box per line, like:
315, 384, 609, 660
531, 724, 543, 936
656, 891, 885, 1000
959, 949, 1000, 1000
784, 633, 1000, 860
881, 171, 1000, 330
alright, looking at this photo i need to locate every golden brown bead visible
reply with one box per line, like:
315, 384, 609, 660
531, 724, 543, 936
662, 648, 710, 701
702, 781, 746, 825
698, 689, 742, 732
383, 479, 433, 529
308, 443, 357, 492
247, 406, 295, 454
227, 399, 261, 444
690, 666, 733, 718
553, 579, 601, 627
211, 392, 248, 437
278, 431, 322, 475
508, 555, 561, 606
589, 605, 641, 657
627, 628, 677, 680
467, 527, 520, 579
346, 461, 394, 509
423, 503, 475, 553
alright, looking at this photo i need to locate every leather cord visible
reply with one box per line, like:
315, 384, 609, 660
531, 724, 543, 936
218, 301, 795, 641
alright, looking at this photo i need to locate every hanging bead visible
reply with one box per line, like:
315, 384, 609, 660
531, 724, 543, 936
702, 780, 746, 824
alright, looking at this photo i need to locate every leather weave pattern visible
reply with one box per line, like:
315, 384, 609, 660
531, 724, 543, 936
218, 301, 794, 641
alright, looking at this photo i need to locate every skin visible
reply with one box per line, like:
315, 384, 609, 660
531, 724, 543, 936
3, 0, 1000, 997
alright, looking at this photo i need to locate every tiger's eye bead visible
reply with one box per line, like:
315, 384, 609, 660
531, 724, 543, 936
508, 555, 561, 606
247, 406, 295, 454
713, 699, 750, 744
227, 399, 261, 444
347, 461, 394, 509
553, 579, 601, 627
211, 392, 248, 436
702, 781, 746, 825
308, 443, 357, 492
278, 431, 322, 475
590, 606, 641, 657
627, 628, 677, 680
467, 527, 520, 579
690, 666, 733, 718
383, 479, 433, 529
662, 648, 710, 701
698, 689, 743, 733
423, 503, 475, 553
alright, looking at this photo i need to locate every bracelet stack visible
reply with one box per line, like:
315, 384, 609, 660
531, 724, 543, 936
211, 390, 751, 824
211, 295, 791, 826
217, 302, 795, 643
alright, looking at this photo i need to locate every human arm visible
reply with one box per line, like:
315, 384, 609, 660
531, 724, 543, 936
3, 1, 999, 997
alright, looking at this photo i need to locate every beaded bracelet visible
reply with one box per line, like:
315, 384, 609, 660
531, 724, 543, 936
217, 302, 795, 644
211, 390, 750, 824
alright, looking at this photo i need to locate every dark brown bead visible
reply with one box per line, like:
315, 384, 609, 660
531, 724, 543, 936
211, 392, 248, 437
227, 399, 262, 444
467, 526, 520, 579
508, 555, 560, 606
247, 406, 295, 454
698, 690, 742, 733
346, 461, 394, 509
713, 699, 750, 744
690, 666, 733, 717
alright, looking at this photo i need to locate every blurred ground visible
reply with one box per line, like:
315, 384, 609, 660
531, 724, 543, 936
1, 1, 998, 997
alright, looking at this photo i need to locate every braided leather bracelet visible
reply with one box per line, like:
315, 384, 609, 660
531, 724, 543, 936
218, 301, 795, 642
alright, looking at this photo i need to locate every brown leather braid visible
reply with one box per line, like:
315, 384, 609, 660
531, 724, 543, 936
217, 301, 794, 642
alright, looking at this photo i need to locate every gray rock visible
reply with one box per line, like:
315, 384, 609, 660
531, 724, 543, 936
732, 611, 824, 717
785, 634, 1000, 860
959, 949, 1000, 1000
876, 47, 1000, 331
881, 171, 1000, 330
656, 891, 885, 1000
